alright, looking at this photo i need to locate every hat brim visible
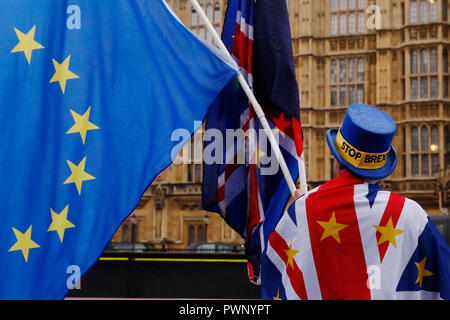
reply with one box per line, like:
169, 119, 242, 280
326, 128, 398, 180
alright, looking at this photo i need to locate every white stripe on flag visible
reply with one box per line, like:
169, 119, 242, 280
223, 165, 246, 208
353, 183, 389, 299
291, 193, 322, 300
235, 10, 255, 41
382, 198, 428, 299
266, 218, 300, 300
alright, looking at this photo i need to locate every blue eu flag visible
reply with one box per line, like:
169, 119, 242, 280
0, 0, 237, 299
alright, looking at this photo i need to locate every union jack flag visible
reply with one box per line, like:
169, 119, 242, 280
202, 0, 303, 284
263, 171, 450, 300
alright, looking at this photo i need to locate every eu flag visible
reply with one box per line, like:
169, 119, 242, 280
0, 0, 237, 299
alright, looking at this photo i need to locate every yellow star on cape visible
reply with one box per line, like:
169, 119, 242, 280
49, 55, 79, 94
415, 257, 434, 288
10, 25, 44, 64
373, 217, 404, 248
8, 225, 40, 263
63, 156, 96, 195
66, 106, 100, 145
284, 241, 300, 269
317, 212, 348, 244
47, 205, 75, 243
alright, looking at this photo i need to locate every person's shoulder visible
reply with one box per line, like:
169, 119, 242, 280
401, 195, 428, 217
287, 186, 321, 217
294, 185, 321, 203
395, 193, 430, 232
381, 190, 428, 218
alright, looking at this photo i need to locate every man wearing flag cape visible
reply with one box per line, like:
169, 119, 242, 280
261, 104, 450, 300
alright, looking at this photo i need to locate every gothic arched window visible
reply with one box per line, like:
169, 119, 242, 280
188, 225, 195, 245
411, 49, 418, 74
411, 126, 419, 151
122, 225, 129, 243
357, 58, 365, 81
411, 126, 419, 176
421, 126, 429, 176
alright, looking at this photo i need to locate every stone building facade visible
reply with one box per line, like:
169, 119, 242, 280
111, 0, 450, 249
289, 0, 449, 213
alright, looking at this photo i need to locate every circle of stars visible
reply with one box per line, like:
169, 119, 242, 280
8, 25, 99, 263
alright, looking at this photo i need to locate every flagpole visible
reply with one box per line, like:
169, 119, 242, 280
298, 158, 308, 194
189, 0, 300, 197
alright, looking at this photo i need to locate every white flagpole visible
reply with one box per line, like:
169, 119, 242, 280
189, 0, 304, 197
298, 158, 308, 194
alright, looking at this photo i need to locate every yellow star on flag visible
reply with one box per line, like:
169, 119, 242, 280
47, 205, 75, 243
66, 106, 100, 145
49, 55, 79, 94
415, 257, 434, 288
273, 127, 285, 139
373, 217, 404, 248
284, 241, 300, 269
317, 212, 348, 244
10, 25, 44, 64
273, 289, 283, 300
256, 147, 265, 168
8, 225, 40, 263
64, 156, 96, 195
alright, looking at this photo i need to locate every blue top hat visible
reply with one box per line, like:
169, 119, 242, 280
326, 104, 398, 180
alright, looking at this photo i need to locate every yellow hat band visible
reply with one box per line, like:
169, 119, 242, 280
334, 129, 390, 170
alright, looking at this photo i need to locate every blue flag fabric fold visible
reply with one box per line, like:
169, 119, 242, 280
0, 0, 236, 299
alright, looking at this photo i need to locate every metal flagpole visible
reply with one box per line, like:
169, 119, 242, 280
188, 0, 304, 197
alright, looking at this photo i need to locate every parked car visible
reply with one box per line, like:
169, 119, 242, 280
187, 242, 245, 253
104, 242, 153, 253
430, 215, 450, 246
